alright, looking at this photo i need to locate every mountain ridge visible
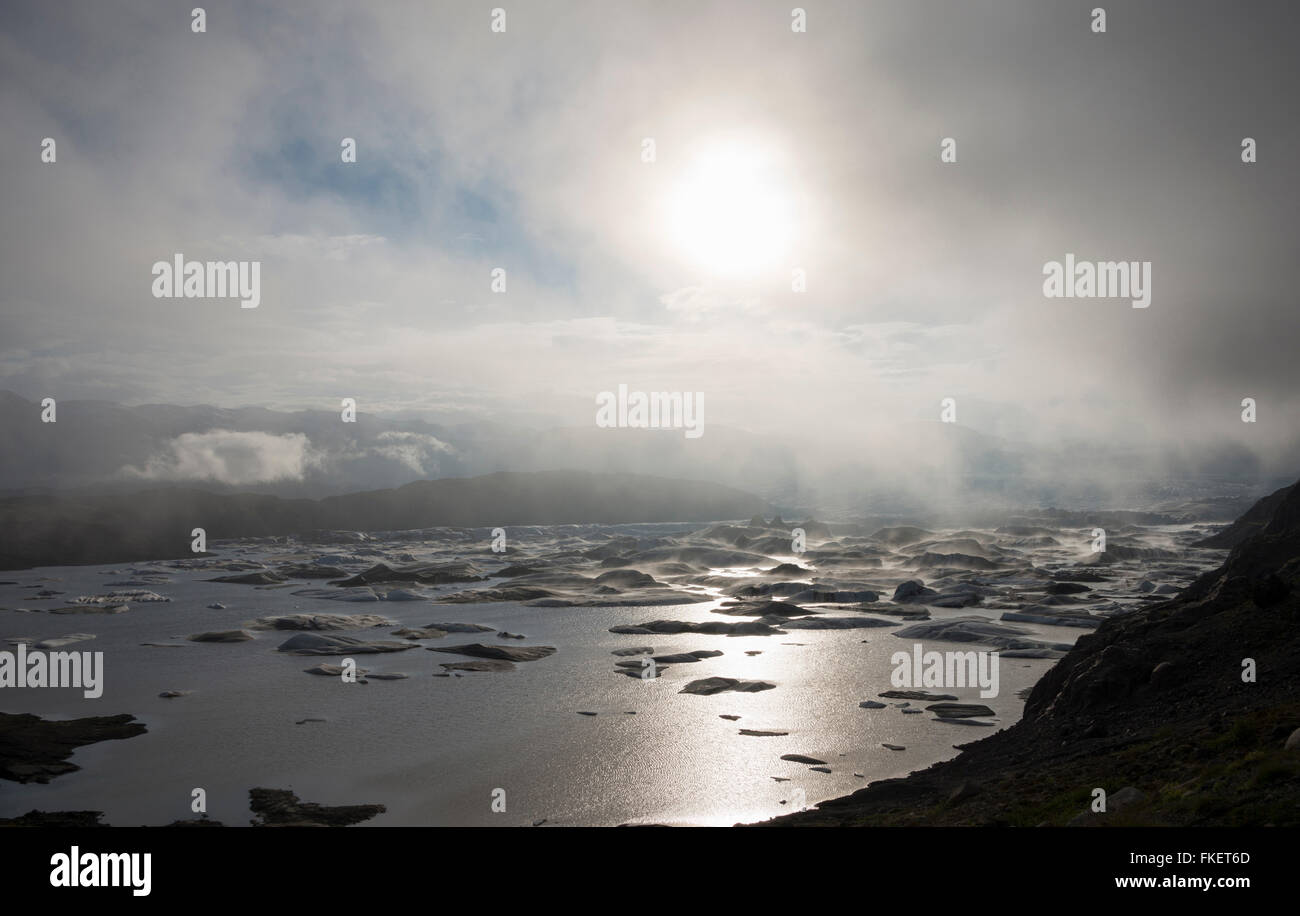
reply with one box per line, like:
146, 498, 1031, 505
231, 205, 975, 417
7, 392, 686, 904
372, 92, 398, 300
0, 469, 772, 570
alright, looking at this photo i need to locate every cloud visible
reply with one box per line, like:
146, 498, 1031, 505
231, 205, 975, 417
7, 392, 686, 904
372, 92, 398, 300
122, 430, 320, 486
2, 0, 1298, 499
116, 426, 457, 491
359, 431, 454, 475
660, 285, 762, 320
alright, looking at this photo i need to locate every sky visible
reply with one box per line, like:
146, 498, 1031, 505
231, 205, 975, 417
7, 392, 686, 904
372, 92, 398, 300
2, 0, 1298, 499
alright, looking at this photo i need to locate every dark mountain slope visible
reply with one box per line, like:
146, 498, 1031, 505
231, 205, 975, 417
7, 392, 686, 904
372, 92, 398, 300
1193, 481, 1295, 548
761, 477, 1300, 826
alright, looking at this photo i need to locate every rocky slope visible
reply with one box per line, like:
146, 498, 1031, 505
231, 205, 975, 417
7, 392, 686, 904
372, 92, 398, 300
760, 479, 1300, 826
1193, 482, 1295, 548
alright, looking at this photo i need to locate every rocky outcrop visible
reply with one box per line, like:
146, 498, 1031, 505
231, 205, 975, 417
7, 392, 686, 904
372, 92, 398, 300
248, 788, 386, 826
0, 712, 147, 784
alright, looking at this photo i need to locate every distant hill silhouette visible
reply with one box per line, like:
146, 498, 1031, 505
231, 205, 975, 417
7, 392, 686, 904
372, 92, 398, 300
0, 470, 772, 570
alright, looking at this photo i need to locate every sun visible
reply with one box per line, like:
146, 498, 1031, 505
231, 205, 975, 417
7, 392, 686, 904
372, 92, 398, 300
663, 140, 794, 277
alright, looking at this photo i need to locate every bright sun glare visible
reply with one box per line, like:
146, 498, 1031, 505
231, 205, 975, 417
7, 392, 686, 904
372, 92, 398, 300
664, 142, 793, 277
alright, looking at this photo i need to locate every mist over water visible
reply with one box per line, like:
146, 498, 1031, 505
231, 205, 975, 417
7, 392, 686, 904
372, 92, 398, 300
0, 515, 1226, 825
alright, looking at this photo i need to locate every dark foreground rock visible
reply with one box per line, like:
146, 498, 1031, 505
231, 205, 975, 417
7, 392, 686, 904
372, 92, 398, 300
249, 787, 386, 826
756, 479, 1300, 827
2, 784, 382, 826
1, 789, 381, 827
0, 810, 109, 827
0, 712, 147, 783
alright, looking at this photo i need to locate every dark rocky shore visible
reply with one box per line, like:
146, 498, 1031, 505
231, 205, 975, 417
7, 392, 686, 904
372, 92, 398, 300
757, 480, 1300, 826
0, 788, 385, 828
0, 712, 146, 784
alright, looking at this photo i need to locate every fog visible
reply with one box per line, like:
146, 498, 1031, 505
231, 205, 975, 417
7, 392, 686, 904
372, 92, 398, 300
2, 1, 1297, 512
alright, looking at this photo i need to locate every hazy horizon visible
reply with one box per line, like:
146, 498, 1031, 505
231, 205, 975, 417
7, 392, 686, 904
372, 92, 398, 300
4, 0, 1299, 510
